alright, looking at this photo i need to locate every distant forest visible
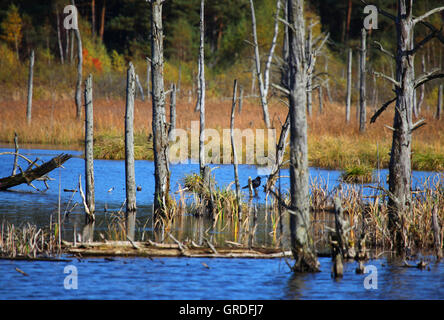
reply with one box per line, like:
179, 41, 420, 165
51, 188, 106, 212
0, 0, 443, 98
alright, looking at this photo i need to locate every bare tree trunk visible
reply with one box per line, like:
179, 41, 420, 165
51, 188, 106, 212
12, 132, 18, 176
238, 86, 244, 114
84, 74, 95, 217
287, 0, 319, 272
318, 85, 323, 114
169, 83, 177, 141
346, 48, 352, 123
150, 0, 170, 218
146, 57, 151, 99
417, 55, 426, 114
73, 0, 83, 120
198, 0, 206, 175
125, 63, 136, 214
230, 80, 242, 220
56, 8, 64, 65
388, 1, 414, 250
249, 0, 276, 129
135, 74, 145, 101
359, 28, 367, 133
437, 84, 443, 120
26, 50, 34, 125
306, 25, 313, 116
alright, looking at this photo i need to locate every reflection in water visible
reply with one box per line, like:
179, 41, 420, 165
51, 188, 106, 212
0, 147, 443, 299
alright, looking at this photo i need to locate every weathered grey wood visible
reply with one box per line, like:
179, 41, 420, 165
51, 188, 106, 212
84, 74, 95, 216
146, 57, 151, 99
306, 24, 313, 116
431, 206, 442, 259
135, 74, 145, 101
26, 50, 34, 125
436, 84, 442, 120
72, 0, 83, 120
168, 83, 177, 142
12, 132, 18, 176
287, 0, 319, 272
318, 86, 323, 114
417, 55, 426, 114
125, 63, 136, 213
56, 7, 64, 65
0, 154, 72, 191
346, 48, 352, 122
230, 80, 242, 220
388, 0, 415, 249
238, 86, 244, 114
198, 0, 206, 175
359, 28, 367, 133
249, 0, 279, 128
150, 0, 170, 219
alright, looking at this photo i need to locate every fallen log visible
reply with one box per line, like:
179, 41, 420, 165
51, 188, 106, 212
62, 240, 293, 259
0, 153, 72, 191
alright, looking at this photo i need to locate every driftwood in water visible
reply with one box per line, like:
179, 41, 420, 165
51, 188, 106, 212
0, 154, 72, 191
63, 240, 292, 259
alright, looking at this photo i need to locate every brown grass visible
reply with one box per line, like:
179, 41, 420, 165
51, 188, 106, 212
0, 95, 443, 170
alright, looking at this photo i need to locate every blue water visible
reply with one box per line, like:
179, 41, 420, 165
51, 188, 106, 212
0, 256, 442, 300
0, 147, 443, 300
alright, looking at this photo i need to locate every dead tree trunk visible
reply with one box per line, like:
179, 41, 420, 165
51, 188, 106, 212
150, 0, 170, 219
56, 7, 64, 65
370, 1, 444, 250
359, 28, 367, 133
84, 74, 95, 217
437, 84, 442, 120
249, 0, 281, 129
125, 63, 136, 214
169, 83, 177, 142
73, 0, 83, 120
230, 80, 242, 220
198, 0, 206, 175
306, 24, 313, 116
346, 48, 352, 123
135, 74, 145, 101
287, 0, 319, 272
26, 50, 34, 125
146, 57, 151, 99
318, 86, 323, 114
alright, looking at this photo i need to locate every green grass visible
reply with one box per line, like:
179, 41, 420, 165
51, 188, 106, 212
93, 133, 154, 160
341, 164, 374, 184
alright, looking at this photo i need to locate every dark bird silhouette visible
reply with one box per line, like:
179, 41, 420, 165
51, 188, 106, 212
242, 176, 261, 190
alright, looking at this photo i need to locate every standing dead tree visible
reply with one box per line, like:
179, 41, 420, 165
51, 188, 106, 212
359, 28, 367, 133
168, 83, 177, 142
369, 0, 444, 250
198, 0, 206, 175
230, 80, 242, 221
249, 0, 281, 129
150, 0, 170, 220
125, 63, 136, 214
437, 84, 443, 120
286, 0, 319, 272
84, 74, 95, 219
72, 0, 83, 120
267, 8, 327, 195
26, 50, 34, 125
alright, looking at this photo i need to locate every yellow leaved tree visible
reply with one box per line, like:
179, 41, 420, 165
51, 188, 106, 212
1, 4, 22, 60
